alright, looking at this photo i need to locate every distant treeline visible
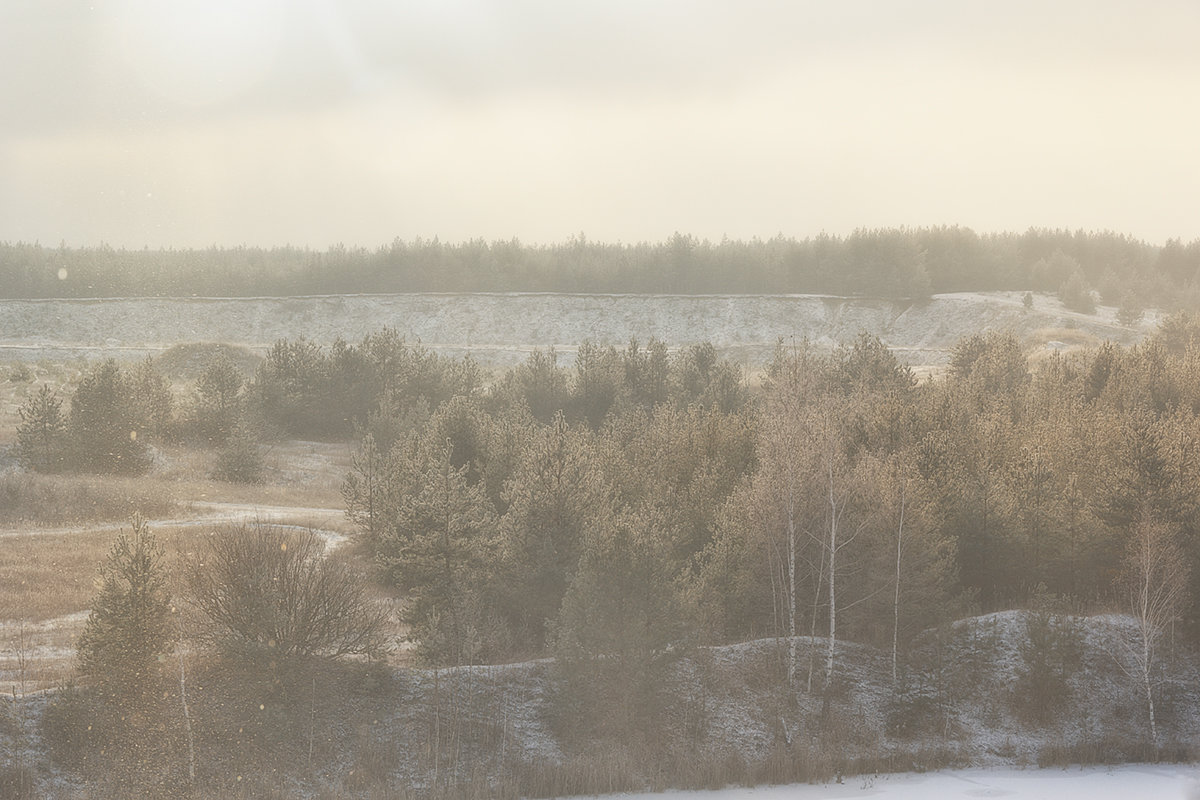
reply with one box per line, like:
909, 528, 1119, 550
3, 227, 1200, 306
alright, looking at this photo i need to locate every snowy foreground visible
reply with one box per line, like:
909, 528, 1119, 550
592, 765, 1200, 799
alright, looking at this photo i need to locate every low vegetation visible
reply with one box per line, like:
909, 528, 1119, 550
0, 471, 177, 527
187, 523, 388, 660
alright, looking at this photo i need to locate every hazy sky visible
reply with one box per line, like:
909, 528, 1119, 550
2, 0, 1198, 249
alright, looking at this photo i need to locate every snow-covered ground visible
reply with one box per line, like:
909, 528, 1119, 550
0, 291, 1151, 367
595, 764, 1200, 799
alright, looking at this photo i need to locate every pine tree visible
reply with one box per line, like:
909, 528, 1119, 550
210, 424, 264, 483
15, 383, 66, 472
380, 442, 499, 665
76, 516, 172, 698
343, 433, 392, 546
67, 359, 151, 474
194, 355, 243, 445
553, 512, 690, 739
129, 356, 175, 441
498, 413, 610, 651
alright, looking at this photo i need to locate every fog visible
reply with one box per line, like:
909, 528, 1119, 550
2, 0, 1199, 248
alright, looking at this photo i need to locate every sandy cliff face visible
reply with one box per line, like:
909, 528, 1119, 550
0, 291, 1153, 368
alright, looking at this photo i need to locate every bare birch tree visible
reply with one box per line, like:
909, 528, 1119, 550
757, 341, 822, 687
891, 473, 908, 686
810, 401, 862, 699
1122, 516, 1189, 745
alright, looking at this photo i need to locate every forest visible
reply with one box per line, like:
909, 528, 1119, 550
267, 315, 1200, 664
18, 314, 1200, 654
11, 312, 1200, 799
3, 228, 1200, 312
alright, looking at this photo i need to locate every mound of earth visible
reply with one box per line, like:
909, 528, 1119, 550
3, 611, 1191, 798
153, 342, 263, 380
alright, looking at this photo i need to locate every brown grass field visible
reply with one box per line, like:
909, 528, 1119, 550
0, 512, 369, 694
1, 364, 361, 694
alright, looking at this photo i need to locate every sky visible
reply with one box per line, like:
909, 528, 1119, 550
2, 0, 1199, 249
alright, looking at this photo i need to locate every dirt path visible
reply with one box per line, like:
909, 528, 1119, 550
0, 501, 350, 548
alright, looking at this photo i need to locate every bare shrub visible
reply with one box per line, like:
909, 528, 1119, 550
188, 523, 389, 660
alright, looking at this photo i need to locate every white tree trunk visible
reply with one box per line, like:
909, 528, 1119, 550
787, 495, 797, 686
177, 614, 196, 784
1143, 637, 1157, 745
892, 482, 906, 686
806, 545, 824, 695
825, 459, 837, 691
1123, 516, 1185, 747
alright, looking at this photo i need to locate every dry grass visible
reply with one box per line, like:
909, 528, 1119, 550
184, 478, 345, 510
0, 525, 216, 623
1024, 326, 1105, 369
0, 530, 110, 622
1, 615, 81, 694
0, 433, 358, 694
0, 522, 257, 694
0, 471, 179, 527
154, 441, 350, 508
0, 516, 369, 692
0, 441, 354, 625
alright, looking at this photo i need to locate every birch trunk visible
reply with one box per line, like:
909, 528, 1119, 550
825, 458, 837, 691
1143, 635, 1157, 744
177, 614, 196, 784
806, 543, 825, 694
892, 482, 906, 686
787, 489, 797, 687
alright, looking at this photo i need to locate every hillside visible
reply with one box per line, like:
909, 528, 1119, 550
0, 291, 1153, 368
2, 610, 1195, 798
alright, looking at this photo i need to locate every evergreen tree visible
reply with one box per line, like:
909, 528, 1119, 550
76, 516, 172, 698
553, 512, 691, 740
129, 357, 175, 441
342, 432, 394, 547
570, 340, 623, 428
194, 355, 243, 445
67, 359, 151, 474
509, 348, 569, 424
622, 337, 670, 410
15, 383, 66, 472
209, 424, 264, 483
497, 413, 611, 652
379, 442, 500, 665
672, 342, 746, 413
1058, 269, 1097, 314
